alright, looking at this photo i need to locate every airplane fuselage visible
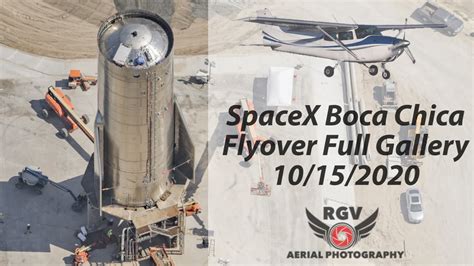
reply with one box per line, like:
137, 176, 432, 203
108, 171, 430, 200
263, 29, 407, 63
242, 9, 445, 78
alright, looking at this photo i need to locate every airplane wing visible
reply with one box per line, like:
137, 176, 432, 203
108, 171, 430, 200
241, 15, 361, 61
367, 24, 447, 31
241, 15, 446, 33
240, 16, 358, 33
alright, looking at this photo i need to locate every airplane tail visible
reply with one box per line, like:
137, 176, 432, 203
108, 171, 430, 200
256, 8, 273, 20
239, 8, 283, 48
255, 9, 282, 47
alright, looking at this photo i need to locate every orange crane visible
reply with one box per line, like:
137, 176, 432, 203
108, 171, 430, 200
234, 98, 271, 196
180, 199, 201, 216
41, 86, 94, 142
73, 245, 91, 266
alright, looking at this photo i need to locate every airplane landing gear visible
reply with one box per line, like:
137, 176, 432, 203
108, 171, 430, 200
324, 66, 334, 77
324, 61, 341, 78
381, 63, 390, 80
369, 65, 378, 76
382, 70, 391, 79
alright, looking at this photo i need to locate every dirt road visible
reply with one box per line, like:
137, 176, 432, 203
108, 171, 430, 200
0, 0, 208, 58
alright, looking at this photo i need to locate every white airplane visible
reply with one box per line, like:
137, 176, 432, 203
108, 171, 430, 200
240, 9, 446, 79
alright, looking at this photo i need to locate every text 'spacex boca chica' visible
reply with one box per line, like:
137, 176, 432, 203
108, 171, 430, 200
223, 104, 469, 162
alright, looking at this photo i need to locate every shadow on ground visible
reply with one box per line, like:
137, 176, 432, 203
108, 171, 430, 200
399, 192, 410, 223
252, 77, 273, 113
186, 111, 233, 200
29, 99, 90, 162
54, 79, 69, 88
0, 174, 123, 264
177, 77, 207, 89
0, 175, 85, 253
373, 86, 384, 106
410, 9, 458, 37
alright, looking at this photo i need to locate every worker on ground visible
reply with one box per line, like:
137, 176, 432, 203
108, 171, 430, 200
202, 237, 209, 248
24, 223, 32, 234
106, 228, 113, 238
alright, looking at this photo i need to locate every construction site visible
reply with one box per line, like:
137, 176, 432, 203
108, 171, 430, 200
0, 0, 472, 265
0, 1, 209, 265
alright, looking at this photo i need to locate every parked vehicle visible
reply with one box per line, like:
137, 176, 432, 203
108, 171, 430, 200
41, 86, 93, 141
414, 2, 464, 36
406, 188, 424, 223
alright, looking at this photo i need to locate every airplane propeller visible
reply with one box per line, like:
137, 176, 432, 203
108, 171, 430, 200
402, 18, 416, 64
404, 46, 416, 64
403, 18, 407, 40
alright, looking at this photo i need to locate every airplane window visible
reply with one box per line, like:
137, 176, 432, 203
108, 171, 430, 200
323, 32, 337, 41
355, 27, 381, 39
338, 31, 354, 41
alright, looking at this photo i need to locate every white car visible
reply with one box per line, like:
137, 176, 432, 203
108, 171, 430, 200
406, 188, 424, 223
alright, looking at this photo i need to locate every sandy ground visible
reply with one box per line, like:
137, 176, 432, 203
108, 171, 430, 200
0, 0, 208, 59
354, 1, 473, 264
354, 2, 473, 263
208, 1, 357, 265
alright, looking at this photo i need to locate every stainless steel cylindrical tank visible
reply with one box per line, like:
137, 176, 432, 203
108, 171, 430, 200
97, 10, 175, 207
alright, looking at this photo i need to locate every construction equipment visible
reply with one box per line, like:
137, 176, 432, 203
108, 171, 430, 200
68, 69, 97, 91
150, 246, 175, 266
15, 166, 48, 193
193, 69, 209, 85
201, 237, 209, 248
234, 98, 271, 196
73, 245, 91, 266
15, 166, 87, 212
403, 114, 428, 165
192, 58, 215, 84
381, 80, 398, 109
41, 86, 94, 142
180, 199, 201, 216
250, 153, 271, 196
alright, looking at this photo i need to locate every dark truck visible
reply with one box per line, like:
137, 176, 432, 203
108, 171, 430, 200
413, 2, 464, 36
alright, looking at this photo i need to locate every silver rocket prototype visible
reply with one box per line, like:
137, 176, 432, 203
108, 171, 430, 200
82, 10, 194, 260
97, 9, 177, 207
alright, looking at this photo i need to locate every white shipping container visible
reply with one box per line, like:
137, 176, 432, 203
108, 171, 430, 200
266, 67, 294, 106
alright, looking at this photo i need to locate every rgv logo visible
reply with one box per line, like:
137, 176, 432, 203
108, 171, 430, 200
306, 206, 378, 250
286, 206, 405, 260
